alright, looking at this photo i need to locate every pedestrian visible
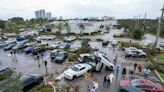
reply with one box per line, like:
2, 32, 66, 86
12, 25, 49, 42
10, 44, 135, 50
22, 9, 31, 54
115, 66, 119, 76
90, 86, 96, 92
122, 67, 127, 78
103, 74, 107, 86
41, 51, 44, 62
134, 63, 137, 71
13, 50, 17, 62
93, 81, 98, 91
10, 51, 13, 57
44, 60, 47, 69
37, 54, 40, 67
130, 69, 134, 78
107, 73, 115, 85
143, 68, 151, 78
137, 64, 142, 75
87, 84, 91, 92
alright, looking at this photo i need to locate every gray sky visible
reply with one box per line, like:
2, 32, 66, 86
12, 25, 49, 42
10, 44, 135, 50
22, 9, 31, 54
0, 0, 163, 20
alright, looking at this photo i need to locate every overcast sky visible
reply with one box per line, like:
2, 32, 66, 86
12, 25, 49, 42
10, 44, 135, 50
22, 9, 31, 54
0, 0, 163, 20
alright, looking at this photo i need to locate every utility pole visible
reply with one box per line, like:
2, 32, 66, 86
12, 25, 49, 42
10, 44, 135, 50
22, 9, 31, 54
154, 4, 164, 48
142, 13, 147, 31
137, 14, 140, 29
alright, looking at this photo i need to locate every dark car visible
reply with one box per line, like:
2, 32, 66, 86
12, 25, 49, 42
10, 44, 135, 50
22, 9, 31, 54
119, 86, 145, 92
32, 47, 45, 55
50, 50, 58, 59
16, 36, 26, 41
4, 43, 16, 51
102, 41, 109, 46
58, 43, 70, 49
20, 74, 43, 91
96, 38, 103, 41
24, 46, 33, 54
53, 51, 68, 63
12, 44, 27, 50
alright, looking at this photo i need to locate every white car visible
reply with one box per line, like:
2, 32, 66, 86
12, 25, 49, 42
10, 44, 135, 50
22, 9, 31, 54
125, 48, 147, 58
64, 36, 76, 42
49, 41, 62, 49
64, 64, 92, 80
159, 42, 164, 48
111, 40, 118, 45
124, 47, 138, 53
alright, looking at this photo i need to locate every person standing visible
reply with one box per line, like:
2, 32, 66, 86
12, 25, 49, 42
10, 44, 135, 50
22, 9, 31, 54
107, 73, 115, 85
37, 54, 40, 67
44, 60, 47, 69
122, 67, 127, 78
138, 64, 142, 75
13, 49, 17, 62
103, 74, 107, 86
41, 51, 44, 62
10, 51, 13, 61
144, 68, 151, 78
93, 81, 98, 91
134, 63, 137, 71
115, 66, 119, 76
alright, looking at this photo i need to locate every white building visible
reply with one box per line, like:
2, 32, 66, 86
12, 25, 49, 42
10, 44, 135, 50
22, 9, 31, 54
46, 12, 52, 20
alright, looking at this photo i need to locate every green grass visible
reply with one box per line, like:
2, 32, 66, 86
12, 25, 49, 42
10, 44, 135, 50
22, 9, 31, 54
159, 72, 164, 80
157, 54, 164, 62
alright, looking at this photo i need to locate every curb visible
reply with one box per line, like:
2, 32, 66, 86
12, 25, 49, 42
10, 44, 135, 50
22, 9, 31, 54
154, 70, 164, 83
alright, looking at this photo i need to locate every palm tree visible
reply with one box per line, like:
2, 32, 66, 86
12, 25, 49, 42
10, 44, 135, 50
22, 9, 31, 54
99, 24, 104, 32
64, 22, 71, 34
154, 5, 164, 48
79, 24, 85, 36
57, 22, 63, 34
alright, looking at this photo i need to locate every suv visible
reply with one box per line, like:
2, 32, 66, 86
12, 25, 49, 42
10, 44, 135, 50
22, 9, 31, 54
50, 50, 58, 59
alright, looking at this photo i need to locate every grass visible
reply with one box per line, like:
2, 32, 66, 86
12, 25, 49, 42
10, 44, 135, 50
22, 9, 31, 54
159, 72, 164, 80
157, 54, 164, 62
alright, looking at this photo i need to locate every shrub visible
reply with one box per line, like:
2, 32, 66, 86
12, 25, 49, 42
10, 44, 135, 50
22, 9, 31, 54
0, 68, 13, 81
29, 84, 53, 92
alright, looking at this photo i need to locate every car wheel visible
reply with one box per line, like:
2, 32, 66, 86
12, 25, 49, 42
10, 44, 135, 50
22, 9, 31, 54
141, 55, 146, 58
73, 75, 76, 80
109, 66, 113, 71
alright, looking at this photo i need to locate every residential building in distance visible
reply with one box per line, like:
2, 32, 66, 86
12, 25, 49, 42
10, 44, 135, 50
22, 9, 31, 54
35, 9, 46, 19
46, 12, 52, 20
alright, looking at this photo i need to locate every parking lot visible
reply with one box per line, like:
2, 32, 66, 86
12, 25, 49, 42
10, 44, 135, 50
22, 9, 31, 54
0, 29, 163, 92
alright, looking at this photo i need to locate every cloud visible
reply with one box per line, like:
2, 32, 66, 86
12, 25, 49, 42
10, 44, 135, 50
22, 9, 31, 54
0, 0, 163, 20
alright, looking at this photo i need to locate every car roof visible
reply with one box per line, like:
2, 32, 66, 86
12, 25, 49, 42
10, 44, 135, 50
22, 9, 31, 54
0, 67, 9, 72
74, 64, 86, 68
20, 76, 33, 81
131, 79, 158, 87
120, 86, 145, 92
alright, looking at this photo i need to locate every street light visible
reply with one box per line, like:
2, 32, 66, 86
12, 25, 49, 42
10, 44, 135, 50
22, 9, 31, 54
154, 4, 164, 48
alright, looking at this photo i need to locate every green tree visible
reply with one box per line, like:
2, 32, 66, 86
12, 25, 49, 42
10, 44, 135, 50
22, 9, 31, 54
0, 20, 6, 36
132, 29, 144, 39
56, 22, 63, 34
9, 17, 25, 25
5, 21, 19, 33
79, 24, 85, 36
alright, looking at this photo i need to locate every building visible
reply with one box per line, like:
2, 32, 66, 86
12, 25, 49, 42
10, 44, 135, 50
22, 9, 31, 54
46, 12, 52, 20
35, 9, 46, 19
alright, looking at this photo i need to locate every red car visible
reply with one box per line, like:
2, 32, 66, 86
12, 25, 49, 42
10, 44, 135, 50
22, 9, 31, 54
120, 79, 164, 92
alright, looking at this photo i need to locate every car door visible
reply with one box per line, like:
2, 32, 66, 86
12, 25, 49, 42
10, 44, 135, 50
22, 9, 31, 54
142, 85, 154, 92
78, 67, 86, 76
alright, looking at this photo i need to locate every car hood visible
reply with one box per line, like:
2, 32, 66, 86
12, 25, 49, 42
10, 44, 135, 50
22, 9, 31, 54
120, 80, 131, 87
55, 56, 64, 60
64, 69, 76, 75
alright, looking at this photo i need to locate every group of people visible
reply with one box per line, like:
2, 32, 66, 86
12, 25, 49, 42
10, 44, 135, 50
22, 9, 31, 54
10, 49, 17, 62
103, 73, 115, 86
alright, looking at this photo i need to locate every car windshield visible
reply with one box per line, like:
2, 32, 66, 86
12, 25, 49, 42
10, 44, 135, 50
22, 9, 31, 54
71, 66, 79, 71
57, 53, 63, 57
131, 79, 138, 86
